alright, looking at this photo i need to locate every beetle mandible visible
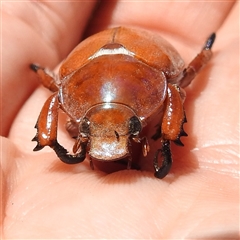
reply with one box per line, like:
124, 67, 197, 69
31, 27, 215, 178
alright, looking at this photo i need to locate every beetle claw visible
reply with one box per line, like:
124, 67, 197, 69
32, 135, 38, 142
32, 133, 45, 151
52, 141, 87, 164
33, 142, 44, 151
180, 129, 188, 137
173, 137, 184, 146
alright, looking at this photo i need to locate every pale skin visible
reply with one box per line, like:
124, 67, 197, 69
1, 1, 239, 239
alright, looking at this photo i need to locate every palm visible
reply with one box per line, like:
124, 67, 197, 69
2, 2, 239, 238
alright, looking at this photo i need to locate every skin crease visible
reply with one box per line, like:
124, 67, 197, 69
1, 1, 239, 239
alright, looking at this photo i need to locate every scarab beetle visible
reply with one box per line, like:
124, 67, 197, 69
31, 27, 215, 178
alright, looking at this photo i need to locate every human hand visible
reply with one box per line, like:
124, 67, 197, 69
2, 1, 239, 238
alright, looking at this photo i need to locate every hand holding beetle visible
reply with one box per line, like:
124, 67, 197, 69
2, 2, 239, 239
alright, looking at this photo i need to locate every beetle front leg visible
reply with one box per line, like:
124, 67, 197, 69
153, 84, 187, 178
161, 84, 187, 145
178, 33, 216, 88
32, 93, 86, 164
52, 140, 87, 164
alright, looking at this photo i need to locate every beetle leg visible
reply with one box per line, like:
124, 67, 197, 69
179, 33, 216, 88
142, 137, 150, 157
154, 140, 172, 179
32, 93, 86, 164
32, 93, 59, 150
161, 84, 188, 145
52, 141, 87, 164
132, 136, 150, 157
153, 84, 187, 178
30, 63, 59, 92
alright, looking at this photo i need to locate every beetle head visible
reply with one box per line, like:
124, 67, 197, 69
80, 103, 141, 161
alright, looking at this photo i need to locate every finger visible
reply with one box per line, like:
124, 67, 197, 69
86, 1, 235, 44
2, 1, 97, 136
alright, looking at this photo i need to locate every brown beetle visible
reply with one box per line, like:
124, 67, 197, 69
31, 27, 215, 178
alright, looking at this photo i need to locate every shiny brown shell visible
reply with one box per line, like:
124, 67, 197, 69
58, 27, 185, 123
60, 27, 185, 79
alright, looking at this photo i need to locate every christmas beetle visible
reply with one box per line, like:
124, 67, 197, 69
31, 27, 215, 178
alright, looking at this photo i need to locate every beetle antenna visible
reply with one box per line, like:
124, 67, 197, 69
204, 33, 216, 50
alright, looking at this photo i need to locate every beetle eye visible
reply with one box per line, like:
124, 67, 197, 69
129, 116, 141, 136
80, 117, 90, 136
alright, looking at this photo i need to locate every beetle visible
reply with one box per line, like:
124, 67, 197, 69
31, 27, 215, 178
